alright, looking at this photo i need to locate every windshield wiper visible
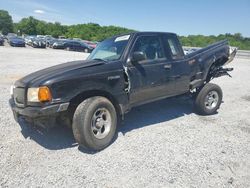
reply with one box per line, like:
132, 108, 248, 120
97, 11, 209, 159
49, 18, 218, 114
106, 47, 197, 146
92, 58, 108, 62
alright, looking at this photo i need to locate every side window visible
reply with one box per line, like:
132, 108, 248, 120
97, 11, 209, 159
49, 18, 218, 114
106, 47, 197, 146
132, 36, 165, 61
164, 36, 183, 60
74, 42, 80, 46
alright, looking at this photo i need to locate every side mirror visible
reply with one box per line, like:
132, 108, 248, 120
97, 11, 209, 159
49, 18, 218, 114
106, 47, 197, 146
131, 51, 146, 63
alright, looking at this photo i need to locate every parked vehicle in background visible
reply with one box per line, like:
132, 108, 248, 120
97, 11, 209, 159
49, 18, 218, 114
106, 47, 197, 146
53, 40, 94, 52
47, 38, 58, 48
37, 35, 45, 38
83, 40, 98, 49
52, 39, 69, 49
24, 36, 36, 46
65, 41, 93, 52
7, 33, 17, 38
10, 32, 237, 151
8, 37, 25, 47
6, 33, 17, 42
44, 36, 55, 47
73, 38, 82, 41
183, 48, 199, 55
59, 36, 66, 39
0, 36, 4, 45
31, 38, 46, 48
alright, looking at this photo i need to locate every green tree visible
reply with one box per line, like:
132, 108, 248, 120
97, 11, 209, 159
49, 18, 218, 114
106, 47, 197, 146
180, 33, 250, 50
17, 16, 38, 35
0, 10, 14, 35
48, 22, 67, 38
36, 20, 47, 35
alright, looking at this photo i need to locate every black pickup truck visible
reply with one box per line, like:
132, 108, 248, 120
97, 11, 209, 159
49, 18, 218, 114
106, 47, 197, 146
10, 32, 237, 151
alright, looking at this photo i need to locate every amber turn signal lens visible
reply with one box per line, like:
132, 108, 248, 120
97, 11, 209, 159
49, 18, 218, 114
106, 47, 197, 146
38, 86, 52, 102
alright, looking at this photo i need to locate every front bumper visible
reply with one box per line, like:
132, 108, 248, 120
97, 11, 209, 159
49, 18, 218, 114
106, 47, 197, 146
9, 98, 69, 119
11, 43, 25, 47
52, 45, 64, 49
33, 43, 46, 48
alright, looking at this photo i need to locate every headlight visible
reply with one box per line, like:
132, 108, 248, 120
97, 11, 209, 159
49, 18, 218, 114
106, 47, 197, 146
27, 88, 39, 102
27, 86, 52, 102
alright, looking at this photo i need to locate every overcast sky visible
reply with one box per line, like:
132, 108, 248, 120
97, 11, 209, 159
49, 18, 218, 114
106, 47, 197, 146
1, 0, 250, 37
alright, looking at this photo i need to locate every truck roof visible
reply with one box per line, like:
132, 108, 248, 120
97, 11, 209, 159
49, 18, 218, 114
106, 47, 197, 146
108, 31, 177, 41
132, 31, 176, 35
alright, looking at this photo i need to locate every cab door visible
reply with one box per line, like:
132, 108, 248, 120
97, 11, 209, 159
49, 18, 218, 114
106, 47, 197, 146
162, 34, 190, 95
127, 35, 176, 105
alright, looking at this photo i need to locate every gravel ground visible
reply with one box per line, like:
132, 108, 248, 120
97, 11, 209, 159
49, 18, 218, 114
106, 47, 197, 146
0, 46, 250, 188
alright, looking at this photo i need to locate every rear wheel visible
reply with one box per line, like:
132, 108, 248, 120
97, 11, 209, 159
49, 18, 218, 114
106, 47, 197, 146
72, 96, 117, 151
195, 83, 223, 115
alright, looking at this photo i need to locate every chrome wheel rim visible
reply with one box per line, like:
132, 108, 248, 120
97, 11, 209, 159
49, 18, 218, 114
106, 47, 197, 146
91, 108, 112, 139
205, 91, 219, 110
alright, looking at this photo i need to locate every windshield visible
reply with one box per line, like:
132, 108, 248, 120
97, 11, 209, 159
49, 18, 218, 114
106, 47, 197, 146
88, 34, 130, 61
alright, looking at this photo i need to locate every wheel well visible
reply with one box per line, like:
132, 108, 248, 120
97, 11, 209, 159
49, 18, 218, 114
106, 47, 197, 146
206, 56, 228, 82
68, 90, 122, 120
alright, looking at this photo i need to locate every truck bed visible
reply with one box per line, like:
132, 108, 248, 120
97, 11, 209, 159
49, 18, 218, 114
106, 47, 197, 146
185, 40, 229, 60
183, 40, 236, 90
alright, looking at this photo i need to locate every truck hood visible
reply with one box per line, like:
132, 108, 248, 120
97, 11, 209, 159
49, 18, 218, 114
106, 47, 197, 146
15, 59, 105, 87
10, 38, 25, 43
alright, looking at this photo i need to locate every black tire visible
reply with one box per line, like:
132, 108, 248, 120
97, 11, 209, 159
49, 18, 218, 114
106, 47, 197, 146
195, 83, 223, 115
72, 96, 117, 151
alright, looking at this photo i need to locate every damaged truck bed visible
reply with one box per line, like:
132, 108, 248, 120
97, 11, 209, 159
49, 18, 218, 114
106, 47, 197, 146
10, 32, 237, 151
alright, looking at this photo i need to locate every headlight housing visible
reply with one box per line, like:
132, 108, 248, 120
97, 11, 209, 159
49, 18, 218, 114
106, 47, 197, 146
10, 85, 15, 96
27, 86, 52, 102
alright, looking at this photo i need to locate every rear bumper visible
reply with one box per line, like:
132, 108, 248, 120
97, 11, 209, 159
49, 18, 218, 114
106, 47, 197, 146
52, 45, 64, 49
9, 98, 69, 119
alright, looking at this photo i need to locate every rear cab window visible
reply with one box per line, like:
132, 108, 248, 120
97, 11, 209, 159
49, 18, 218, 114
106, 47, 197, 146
163, 35, 184, 60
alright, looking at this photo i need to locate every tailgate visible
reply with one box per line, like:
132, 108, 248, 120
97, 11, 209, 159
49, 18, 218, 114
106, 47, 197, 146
225, 47, 237, 65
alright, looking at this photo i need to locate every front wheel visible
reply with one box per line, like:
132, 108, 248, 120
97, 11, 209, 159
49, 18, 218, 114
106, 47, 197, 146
195, 83, 223, 115
72, 96, 117, 151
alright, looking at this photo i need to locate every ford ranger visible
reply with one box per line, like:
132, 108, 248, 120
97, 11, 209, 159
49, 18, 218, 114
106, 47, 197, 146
10, 32, 237, 151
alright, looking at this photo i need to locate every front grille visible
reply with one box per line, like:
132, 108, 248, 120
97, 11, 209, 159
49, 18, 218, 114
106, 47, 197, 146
13, 87, 25, 107
15, 43, 24, 47
12, 43, 24, 47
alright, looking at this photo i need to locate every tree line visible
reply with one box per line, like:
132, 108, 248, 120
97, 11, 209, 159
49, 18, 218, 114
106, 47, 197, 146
179, 33, 250, 50
1, 9, 250, 50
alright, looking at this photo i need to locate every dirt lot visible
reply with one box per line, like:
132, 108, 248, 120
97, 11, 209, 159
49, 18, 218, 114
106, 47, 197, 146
0, 46, 250, 188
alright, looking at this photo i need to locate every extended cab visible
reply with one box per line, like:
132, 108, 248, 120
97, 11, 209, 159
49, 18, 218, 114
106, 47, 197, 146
10, 32, 237, 151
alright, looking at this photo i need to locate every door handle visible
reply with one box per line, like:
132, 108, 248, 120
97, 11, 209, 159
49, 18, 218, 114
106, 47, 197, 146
169, 75, 181, 80
172, 75, 181, 79
164, 64, 172, 69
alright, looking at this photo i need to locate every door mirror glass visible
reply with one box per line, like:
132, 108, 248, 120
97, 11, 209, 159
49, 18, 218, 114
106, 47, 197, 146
131, 51, 146, 63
